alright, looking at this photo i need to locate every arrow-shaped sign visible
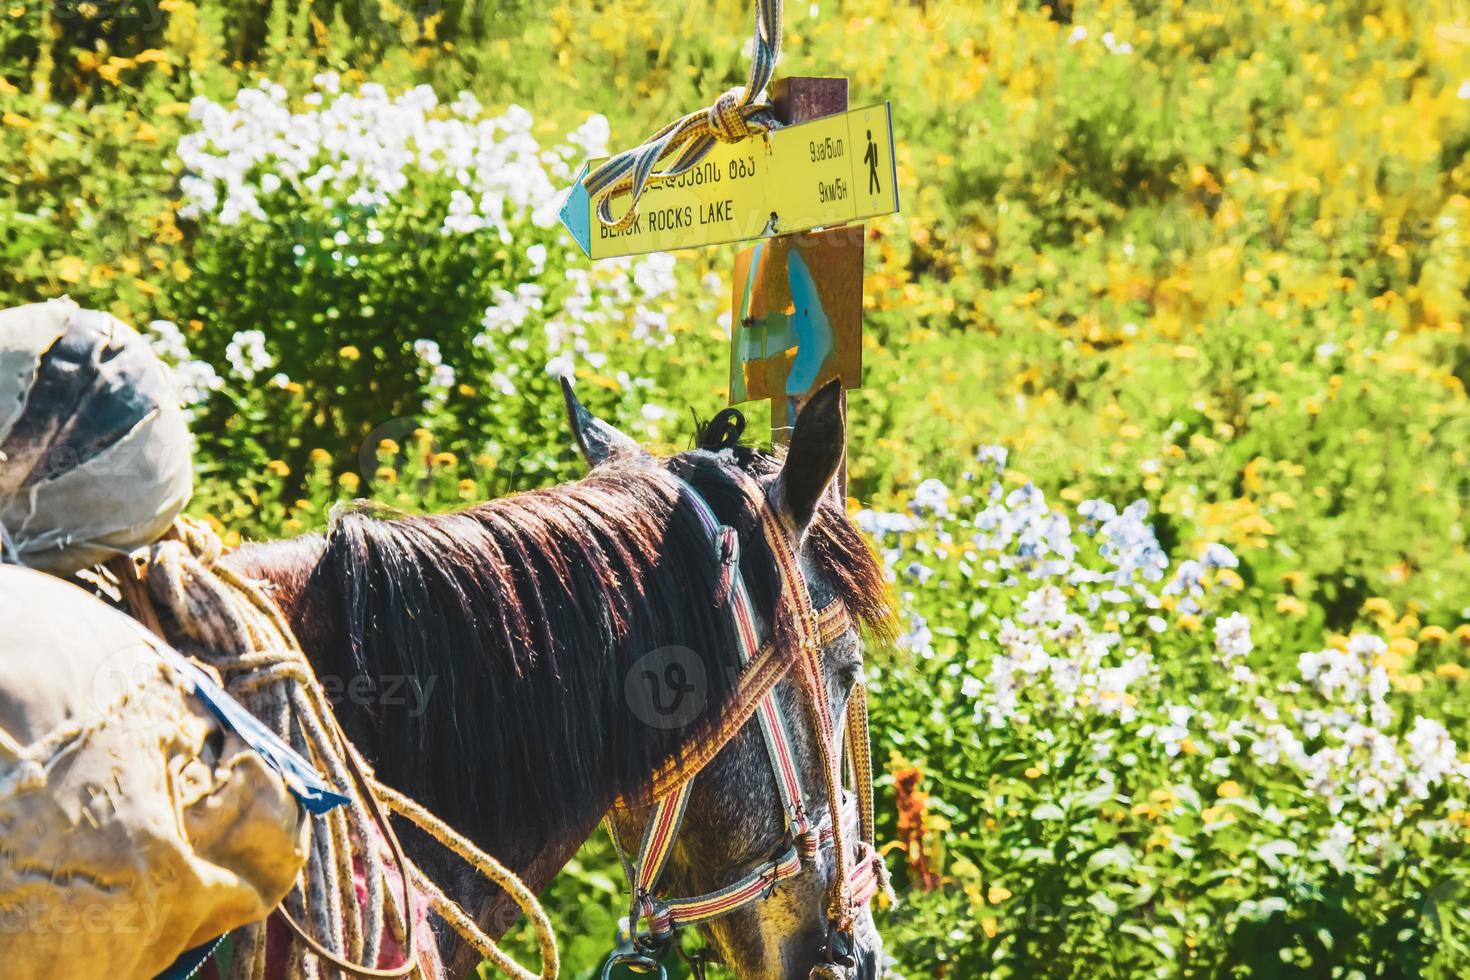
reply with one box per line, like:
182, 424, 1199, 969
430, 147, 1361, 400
560, 102, 898, 260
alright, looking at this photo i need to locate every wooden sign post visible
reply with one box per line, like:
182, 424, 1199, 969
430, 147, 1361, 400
733, 77, 858, 461
559, 75, 898, 496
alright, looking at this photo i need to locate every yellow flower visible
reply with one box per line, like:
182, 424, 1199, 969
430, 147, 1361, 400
1276, 595, 1308, 617
987, 885, 1012, 904
1419, 626, 1449, 644
1394, 674, 1425, 694
1389, 636, 1418, 659
266, 459, 290, 477
1436, 663, 1465, 683
1024, 766, 1042, 779
1216, 569, 1244, 590
378, 438, 400, 455
55, 256, 86, 283
1216, 781, 1244, 799
1362, 597, 1395, 619
339, 345, 361, 360
431, 452, 458, 467
457, 479, 476, 495
339, 472, 361, 491
308, 448, 332, 464
1177, 613, 1202, 632
376, 467, 397, 484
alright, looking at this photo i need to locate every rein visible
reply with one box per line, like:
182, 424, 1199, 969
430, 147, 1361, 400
602, 468, 889, 978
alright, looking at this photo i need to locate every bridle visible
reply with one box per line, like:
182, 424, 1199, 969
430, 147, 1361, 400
601, 466, 890, 979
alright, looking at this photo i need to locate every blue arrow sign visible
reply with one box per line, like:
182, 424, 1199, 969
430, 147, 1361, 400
558, 163, 593, 258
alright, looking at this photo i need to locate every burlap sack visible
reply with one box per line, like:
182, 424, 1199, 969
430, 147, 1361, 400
0, 298, 192, 575
0, 566, 309, 980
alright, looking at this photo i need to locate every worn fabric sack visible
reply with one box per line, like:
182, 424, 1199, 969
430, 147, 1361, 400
0, 298, 191, 574
0, 566, 310, 980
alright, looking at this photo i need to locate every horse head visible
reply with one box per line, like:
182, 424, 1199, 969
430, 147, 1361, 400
564, 378, 894, 980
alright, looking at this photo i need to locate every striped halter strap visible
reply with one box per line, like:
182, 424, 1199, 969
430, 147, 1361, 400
602, 466, 889, 978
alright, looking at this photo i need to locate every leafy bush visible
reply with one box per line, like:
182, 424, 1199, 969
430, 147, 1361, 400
166, 77, 686, 492
3, 0, 1469, 976
860, 453, 1470, 976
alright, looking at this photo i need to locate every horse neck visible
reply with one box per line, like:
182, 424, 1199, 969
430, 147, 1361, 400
225, 536, 599, 944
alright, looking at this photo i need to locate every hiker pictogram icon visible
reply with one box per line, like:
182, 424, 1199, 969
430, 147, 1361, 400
864, 129, 880, 194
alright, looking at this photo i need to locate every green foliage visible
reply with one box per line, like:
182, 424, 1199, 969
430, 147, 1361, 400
4, 0, 1470, 976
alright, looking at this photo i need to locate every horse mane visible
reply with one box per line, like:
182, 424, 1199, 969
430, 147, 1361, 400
320, 420, 893, 850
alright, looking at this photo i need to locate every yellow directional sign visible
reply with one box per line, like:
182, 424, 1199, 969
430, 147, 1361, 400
559, 102, 898, 260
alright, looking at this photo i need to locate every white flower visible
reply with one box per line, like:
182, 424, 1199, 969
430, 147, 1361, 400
912, 478, 950, 517
975, 445, 1008, 470
225, 329, 272, 381
903, 561, 935, 585
145, 319, 189, 362
1202, 543, 1239, 569
526, 243, 548, 274
1404, 717, 1458, 799
1213, 613, 1253, 660
566, 114, 611, 157
1317, 823, 1354, 865
1150, 704, 1193, 756
1018, 585, 1067, 626
450, 91, 482, 119
178, 80, 573, 241
854, 509, 918, 537
898, 612, 935, 658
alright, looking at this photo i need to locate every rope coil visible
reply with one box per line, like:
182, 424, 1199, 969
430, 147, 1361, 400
110, 517, 557, 980
583, 0, 784, 231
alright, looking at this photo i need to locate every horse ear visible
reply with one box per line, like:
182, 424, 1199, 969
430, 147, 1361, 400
770, 379, 846, 535
560, 376, 644, 468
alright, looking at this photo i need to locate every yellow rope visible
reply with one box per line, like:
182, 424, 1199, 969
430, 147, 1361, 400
371, 781, 559, 980
110, 516, 557, 980
582, 0, 784, 231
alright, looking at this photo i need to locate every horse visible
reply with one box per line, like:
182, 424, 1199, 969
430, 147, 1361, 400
223, 379, 896, 979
